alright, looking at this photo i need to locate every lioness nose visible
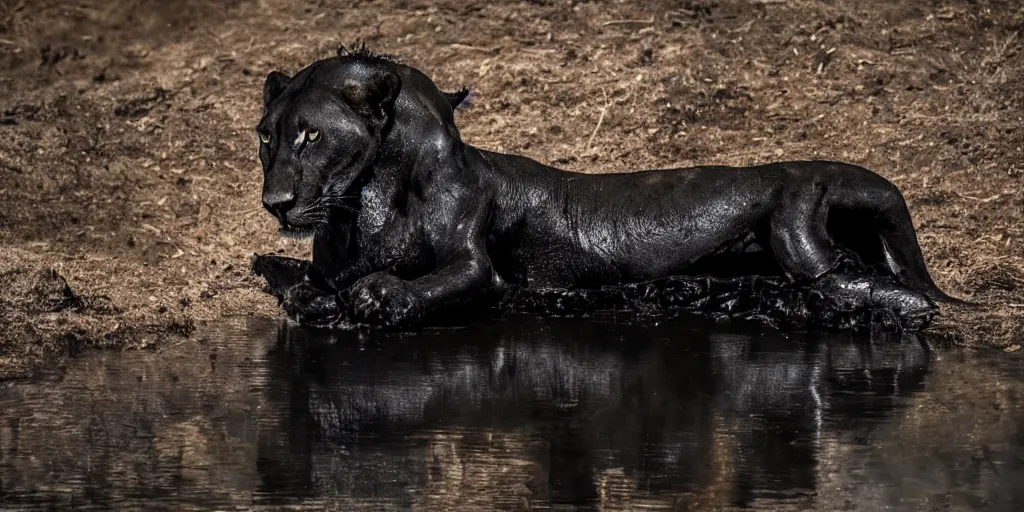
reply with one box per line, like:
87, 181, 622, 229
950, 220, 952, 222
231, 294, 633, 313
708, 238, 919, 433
262, 192, 296, 221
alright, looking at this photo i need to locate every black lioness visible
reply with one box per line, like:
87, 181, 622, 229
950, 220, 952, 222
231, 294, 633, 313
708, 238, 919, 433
254, 48, 957, 329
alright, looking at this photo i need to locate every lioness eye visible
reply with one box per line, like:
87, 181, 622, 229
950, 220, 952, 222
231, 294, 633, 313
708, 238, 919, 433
259, 132, 271, 144
307, 130, 320, 142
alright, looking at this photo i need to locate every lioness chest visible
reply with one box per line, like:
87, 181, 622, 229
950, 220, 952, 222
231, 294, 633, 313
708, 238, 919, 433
356, 186, 431, 277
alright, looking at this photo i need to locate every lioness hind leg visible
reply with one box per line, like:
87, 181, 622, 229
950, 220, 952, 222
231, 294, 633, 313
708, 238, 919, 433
765, 185, 937, 329
768, 183, 838, 281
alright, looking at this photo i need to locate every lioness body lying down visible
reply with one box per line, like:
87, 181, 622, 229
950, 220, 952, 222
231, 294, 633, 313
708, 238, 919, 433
254, 48, 956, 329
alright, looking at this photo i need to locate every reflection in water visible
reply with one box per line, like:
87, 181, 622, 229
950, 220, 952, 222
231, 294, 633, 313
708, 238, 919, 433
0, 317, 1021, 511
257, 319, 931, 509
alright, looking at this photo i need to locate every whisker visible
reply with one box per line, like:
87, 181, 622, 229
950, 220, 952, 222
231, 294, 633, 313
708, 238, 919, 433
317, 197, 360, 212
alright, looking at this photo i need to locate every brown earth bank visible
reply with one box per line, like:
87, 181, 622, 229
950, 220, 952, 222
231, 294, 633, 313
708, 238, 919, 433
0, 0, 1021, 377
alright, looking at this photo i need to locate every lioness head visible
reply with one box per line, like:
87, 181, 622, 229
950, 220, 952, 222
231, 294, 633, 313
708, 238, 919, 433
257, 51, 402, 236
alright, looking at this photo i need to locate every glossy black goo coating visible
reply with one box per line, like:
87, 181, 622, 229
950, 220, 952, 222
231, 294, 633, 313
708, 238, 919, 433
254, 252, 934, 332
252, 48, 958, 331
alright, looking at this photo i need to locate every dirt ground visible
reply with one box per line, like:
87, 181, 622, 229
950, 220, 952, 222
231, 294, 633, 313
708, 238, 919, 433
0, 0, 1021, 377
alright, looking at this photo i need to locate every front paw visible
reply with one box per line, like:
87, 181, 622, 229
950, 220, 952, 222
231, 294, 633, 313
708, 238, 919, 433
283, 281, 341, 325
348, 273, 425, 328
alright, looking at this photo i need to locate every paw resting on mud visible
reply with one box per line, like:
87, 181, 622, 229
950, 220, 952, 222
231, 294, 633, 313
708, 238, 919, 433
809, 273, 937, 330
282, 281, 342, 325
349, 273, 426, 328
868, 280, 937, 330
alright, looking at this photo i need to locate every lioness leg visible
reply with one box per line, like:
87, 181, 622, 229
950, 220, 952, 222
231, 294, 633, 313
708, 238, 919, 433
348, 254, 492, 328
768, 183, 935, 326
252, 254, 342, 325
769, 183, 836, 281
282, 277, 342, 325
349, 201, 494, 328
282, 263, 346, 325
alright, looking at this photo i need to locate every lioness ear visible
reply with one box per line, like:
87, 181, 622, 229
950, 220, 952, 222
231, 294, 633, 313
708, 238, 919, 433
263, 71, 291, 108
443, 88, 473, 111
338, 67, 401, 128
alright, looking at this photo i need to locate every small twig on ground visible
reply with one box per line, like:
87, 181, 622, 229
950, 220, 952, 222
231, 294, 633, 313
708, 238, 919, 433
205, 27, 223, 43
449, 43, 497, 53
586, 109, 607, 150
602, 17, 655, 27
519, 48, 557, 55
586, 92, 612, 151
957, 192, 1002, 203
225, 207, 262, 218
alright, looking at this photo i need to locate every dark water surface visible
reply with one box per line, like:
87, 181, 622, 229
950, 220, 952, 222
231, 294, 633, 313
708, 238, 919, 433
0, 317, 1022, 511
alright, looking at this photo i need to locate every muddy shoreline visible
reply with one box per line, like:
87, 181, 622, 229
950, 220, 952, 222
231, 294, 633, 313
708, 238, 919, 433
1, 0, 1022, 377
